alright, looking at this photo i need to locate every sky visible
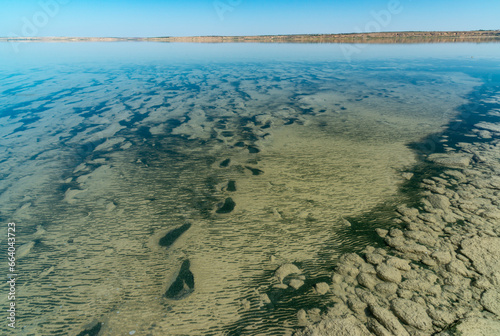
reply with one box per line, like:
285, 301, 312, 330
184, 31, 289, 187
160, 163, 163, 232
0, 0, 499, 38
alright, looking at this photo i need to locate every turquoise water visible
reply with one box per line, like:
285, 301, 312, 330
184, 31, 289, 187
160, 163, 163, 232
1, 42, 499, 335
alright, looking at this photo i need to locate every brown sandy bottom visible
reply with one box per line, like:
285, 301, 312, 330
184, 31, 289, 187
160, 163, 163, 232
0, 62, 480, 335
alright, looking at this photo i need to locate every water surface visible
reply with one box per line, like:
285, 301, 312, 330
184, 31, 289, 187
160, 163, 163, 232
1, 42, 499, 335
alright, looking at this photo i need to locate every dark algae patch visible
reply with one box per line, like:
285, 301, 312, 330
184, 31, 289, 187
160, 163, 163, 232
227, 180, 237, 192
165, 260, 195, 300
216, 197, 236, 214
245, 166, 264, 175
220, 158, 231, 167
159, 223, 192, 248
248, 145, 261, 153
234, 141, 246, 147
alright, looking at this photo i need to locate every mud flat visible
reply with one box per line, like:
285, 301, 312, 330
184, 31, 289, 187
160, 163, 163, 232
293, 93, 500, 335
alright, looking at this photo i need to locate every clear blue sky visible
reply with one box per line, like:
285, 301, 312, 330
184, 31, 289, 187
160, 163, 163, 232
1, 0, 499, 37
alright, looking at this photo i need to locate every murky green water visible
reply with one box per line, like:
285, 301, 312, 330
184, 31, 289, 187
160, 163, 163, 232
1, 42, 499, 335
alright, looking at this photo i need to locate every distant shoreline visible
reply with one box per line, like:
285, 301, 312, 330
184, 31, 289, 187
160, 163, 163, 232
1, 30, 500, 43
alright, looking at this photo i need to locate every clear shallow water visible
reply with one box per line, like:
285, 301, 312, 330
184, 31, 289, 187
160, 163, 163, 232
0, 42, 499, 335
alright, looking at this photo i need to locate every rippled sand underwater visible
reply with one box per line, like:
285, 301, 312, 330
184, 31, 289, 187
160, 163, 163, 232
0, 44, 488, 335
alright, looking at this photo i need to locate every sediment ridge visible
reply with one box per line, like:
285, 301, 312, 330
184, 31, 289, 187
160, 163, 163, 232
1, 30, 500, 43
291, 84, 500, 334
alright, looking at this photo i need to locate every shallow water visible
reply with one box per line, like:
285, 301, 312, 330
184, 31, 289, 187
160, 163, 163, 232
1, 42, 499, 335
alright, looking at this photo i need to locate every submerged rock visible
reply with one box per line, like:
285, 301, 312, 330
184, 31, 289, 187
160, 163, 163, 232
385, 257, 411, 271
260, 293, 271, 304
375, 228, 388, 238
481, 289, 500, 317
357, 272, 378, 290
365, 252, 385, 265
427, 194, 451, 210
165, 260, 195, 300
295, 314, 371, 336
428, 307, 456, 329
478, 129, 493, 139
159, 223, 191, 248
289, 279, 304, 290
428, 153, 473, 168
446, 259, 471, 277
297, 309, 308, 326
391, 298, 432, 331
385, 236, 429, 255
369, 304, 410, 336
436, 317, 500, 336
431, 250, 453, 264
314, 282, 330, 295
275, 263, 301, 283
375, 282, 398, 296
376, 264, 402, 283
367, 318, 392, 336
461, 236, 500, 276
475, 121, 500, 133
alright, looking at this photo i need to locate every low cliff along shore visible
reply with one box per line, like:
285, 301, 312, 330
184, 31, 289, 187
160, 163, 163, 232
287, 93, 500, 334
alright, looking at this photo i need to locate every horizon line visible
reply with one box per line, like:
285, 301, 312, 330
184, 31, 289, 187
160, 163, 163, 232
1, 29, 500, 39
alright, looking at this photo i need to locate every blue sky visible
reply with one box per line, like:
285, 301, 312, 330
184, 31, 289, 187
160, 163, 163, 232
1, 0, 499, 37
